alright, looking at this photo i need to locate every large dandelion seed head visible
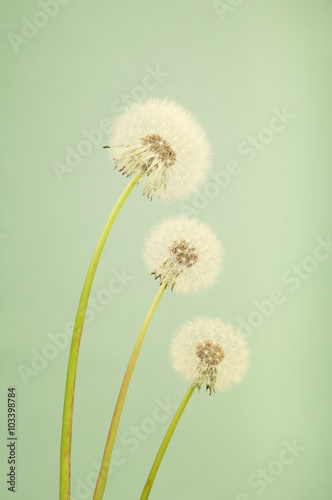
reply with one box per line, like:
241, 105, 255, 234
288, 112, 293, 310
144, 216, 222, 294
170, 317, 249, 394
107, 98, 211, 201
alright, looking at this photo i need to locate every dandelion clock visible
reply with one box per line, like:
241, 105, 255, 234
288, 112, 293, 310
141, 317, 249, 499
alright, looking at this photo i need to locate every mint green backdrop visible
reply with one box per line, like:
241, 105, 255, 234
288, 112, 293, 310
1, 1, 331, 499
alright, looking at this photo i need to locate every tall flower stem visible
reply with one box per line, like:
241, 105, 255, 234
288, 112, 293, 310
140, 385, 195, 500
60, 174, 139, 500
93, 283, 167, 500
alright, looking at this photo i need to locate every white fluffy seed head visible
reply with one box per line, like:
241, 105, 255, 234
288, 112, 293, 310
108, 98, 211, 201
144, 216, 222, 294
170, 317, 249, 394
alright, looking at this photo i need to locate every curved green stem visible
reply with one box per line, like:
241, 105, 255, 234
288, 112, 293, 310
140, 385, 195, 500
93, 283, 166, 500
59, 174, 139, 500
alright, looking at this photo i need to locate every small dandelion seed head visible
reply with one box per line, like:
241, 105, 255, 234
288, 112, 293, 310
170, 317, 249, 393
106, 98, 211, 201
144, 216, 223, 294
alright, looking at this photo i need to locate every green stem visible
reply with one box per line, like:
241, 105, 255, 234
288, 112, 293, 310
59, 174, 139, 500
93, 283, 167, 500
140, 385, 195, 500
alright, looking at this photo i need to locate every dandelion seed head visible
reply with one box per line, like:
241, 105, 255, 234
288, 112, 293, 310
170, 317, 249, 393
144, 216, 222, 294
107, 99, 211, 200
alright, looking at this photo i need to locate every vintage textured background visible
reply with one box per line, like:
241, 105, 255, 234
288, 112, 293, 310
1, 1, 332, 499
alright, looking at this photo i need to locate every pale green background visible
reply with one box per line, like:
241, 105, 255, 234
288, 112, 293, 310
1, 1, 331, 499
